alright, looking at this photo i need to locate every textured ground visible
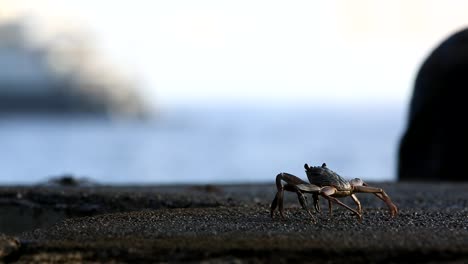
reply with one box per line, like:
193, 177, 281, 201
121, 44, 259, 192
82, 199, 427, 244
0, 182, 467, 263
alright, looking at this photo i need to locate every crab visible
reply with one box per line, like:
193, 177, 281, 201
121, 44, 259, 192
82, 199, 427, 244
270, 163, 398, 222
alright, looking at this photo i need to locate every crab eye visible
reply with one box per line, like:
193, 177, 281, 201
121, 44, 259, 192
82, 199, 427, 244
350, 178, 363, 186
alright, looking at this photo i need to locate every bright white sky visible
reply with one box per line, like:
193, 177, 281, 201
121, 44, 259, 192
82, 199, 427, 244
2, 1, 468, 108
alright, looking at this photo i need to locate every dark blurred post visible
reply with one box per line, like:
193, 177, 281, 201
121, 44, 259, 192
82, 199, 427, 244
398, 28, 468, 181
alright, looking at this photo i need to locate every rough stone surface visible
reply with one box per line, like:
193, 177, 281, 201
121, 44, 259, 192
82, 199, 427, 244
0, 234, 20, 262
0, 182, 467, 263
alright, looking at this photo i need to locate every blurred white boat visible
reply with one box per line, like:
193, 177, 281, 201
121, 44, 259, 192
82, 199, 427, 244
0, 20, 148, 118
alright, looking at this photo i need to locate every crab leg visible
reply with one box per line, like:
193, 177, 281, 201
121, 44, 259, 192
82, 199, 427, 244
312, 193, 321, 213
350, 194, 362, 214
320, 186, 362, 221
292, 186, 316, 221
270, 173, 316, 220
271, 185, 315, 220
271, 173, 303, 218
353, 185, 398, 217
295, 183, 321, 213
270, 191, 282, 218
362, 182, 386, 201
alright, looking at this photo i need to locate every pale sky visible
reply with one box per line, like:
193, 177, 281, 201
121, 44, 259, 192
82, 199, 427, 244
2, 1, 468, 108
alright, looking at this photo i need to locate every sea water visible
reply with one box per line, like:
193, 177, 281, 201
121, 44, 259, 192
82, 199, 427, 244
0, 105, 406, 184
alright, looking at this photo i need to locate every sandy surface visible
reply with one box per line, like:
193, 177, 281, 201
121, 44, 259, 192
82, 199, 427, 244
0, 182, 467, 263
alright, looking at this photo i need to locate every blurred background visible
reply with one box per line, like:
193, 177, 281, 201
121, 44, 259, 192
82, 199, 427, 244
0, 1, 467, 184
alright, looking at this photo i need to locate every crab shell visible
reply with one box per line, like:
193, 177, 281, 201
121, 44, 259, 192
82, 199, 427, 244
304, 163, 351, 190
